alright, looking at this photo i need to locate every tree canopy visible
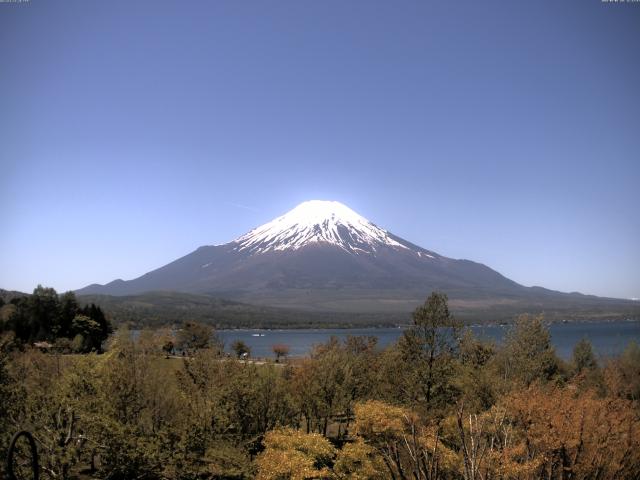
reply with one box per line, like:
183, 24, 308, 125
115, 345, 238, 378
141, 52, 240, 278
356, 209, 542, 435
1, 291, 639, 479
0, 286, 112, 352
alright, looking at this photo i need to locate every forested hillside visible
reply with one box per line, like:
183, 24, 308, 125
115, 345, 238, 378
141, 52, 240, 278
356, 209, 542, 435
76, 291, 403, 329
0, 286, 112, 353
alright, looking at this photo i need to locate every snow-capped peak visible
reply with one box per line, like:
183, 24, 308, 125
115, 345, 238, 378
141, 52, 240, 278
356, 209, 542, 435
234, 200, 409, 254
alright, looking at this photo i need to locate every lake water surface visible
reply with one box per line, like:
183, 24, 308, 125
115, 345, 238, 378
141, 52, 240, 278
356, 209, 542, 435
218, 320, 640, 359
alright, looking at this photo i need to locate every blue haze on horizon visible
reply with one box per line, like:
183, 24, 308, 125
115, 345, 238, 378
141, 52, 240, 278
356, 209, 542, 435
0, 0, 638, 299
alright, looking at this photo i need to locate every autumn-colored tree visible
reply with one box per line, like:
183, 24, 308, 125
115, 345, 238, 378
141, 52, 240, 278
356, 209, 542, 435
454, 402, 542, 479
604, 340, 640, 402
289, 357, 322, 433
255, 427, 335, 480
502, 385, 640, 479
333, 438, 387, 479
272, 343, 290, 362
152, 327, 175, 357
353, 400, 457, 480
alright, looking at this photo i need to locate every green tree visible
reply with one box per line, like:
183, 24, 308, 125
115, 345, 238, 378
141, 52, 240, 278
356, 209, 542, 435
619, 341, 640, 401
176, 321, 215, 353
0, 303, 17, 334
0, 288, 111, 350
572, 337, 598, 374
458, 329, 497, 411
3, 297, 30, 342
0, 333, 15, 461
80, 303, 112, 349
340, 336, 380, 433
309, 338, 349, 436
399, 292, 461, 410
232, 339, 251, 358
71, 314, 101, 352
28, 285, 60, 341
6, 348, 90, 478
57, 291, 79, 338
500, 314, 560, 387
71, 333, 85, 353
459, 329, 495, 368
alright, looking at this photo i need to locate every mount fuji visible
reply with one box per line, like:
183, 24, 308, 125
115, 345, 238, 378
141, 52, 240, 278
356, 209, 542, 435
77, 201, 639, 319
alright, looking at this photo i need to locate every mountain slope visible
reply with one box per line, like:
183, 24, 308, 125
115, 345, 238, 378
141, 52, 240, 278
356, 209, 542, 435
77, 200, 639, 316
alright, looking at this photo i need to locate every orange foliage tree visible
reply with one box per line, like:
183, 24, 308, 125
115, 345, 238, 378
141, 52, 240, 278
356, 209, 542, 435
353, 400, 458, 480
255, 427, 335, 480
501, 385, 640, 479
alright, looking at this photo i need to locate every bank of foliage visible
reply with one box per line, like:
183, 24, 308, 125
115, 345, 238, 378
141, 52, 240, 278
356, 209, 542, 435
0, 292, 639, 479
0, 285, 112, 353
76, 291, 405, 329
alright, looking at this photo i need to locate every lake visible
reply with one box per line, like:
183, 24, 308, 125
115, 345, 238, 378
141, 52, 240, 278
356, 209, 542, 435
218, 319, 640, 359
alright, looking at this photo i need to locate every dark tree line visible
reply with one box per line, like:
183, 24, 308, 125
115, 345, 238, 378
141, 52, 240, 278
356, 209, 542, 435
0, 285, 112, 352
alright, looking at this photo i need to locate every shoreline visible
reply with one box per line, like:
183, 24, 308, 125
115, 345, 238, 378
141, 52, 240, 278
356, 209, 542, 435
211, 316, 640, 332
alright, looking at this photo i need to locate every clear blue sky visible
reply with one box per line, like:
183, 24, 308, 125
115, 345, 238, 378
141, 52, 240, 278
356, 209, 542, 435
1, 0, 638, 299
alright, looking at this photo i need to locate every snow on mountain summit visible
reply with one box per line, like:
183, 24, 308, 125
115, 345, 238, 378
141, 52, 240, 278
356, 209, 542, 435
234, 200, 410, 254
